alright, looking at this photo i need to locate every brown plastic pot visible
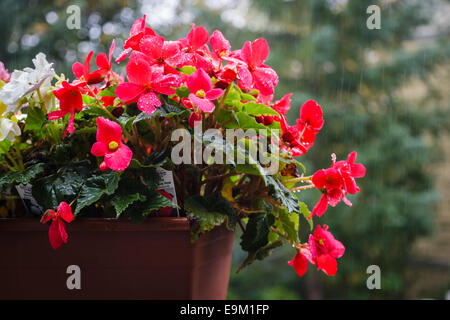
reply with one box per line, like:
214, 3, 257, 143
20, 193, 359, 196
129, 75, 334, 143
0, 217, 234, 300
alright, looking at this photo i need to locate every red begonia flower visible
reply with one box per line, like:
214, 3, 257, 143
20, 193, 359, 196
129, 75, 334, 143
95, 40, 115, 73
288, 251, 308, 277
170, 24, 212, 71
296, 99, 324, 133
40, 202, 74, 250
116, 15, 156, 63
115, 53, 180, 114
274, 93, 293, 115
186, 68, 223, 113
49, 81, 87, 138
209, 30, 231, 58
139, 35, 181, 73
237, 38, 279, 96
72, 49, 109, 85
91, 117, 132, 172
311, 152, 365, 217
307, 225, 345, 276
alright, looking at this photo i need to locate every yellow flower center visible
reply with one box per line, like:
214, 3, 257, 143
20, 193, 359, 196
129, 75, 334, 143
108, 141, 119, 152
196, 90, 206, 98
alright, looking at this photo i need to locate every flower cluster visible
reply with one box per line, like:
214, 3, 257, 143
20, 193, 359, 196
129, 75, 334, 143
0, 16, 365, 279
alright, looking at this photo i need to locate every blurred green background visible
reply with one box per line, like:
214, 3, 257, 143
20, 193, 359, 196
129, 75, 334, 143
1, 0, 449, 299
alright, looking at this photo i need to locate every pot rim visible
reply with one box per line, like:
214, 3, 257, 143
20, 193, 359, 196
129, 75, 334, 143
0, 217, 191, 232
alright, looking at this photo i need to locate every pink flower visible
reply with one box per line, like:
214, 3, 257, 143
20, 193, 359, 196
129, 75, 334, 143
40, 202, 73, 250
116, 15, 156, 63
91, 117, 133, 172
49, 81, 87, 138
280, 100, 324, 157
186, 68, 223, 113
95, 40, 116, 80
72, 48, 110, 85
311, 152, 366, 217
115, 53, 180, 114
209, 30, 231, 58
0, 61, 10, 82
139, 35, 181, 73
237, 39, 279, 96
170, 24, 212, 70
296, 99, 324, 134
288, 225, 345, 277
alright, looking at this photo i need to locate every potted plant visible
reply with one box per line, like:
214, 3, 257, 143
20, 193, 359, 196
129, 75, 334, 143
0, 15, 365, 299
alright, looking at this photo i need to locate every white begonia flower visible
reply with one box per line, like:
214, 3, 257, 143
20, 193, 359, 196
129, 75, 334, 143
0, 118, 21, 142
0, 53, 55, 115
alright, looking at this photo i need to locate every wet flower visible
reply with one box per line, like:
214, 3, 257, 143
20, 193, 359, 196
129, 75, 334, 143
48, 81, 87, 138
40, 202, 74, 250
115, 53, 180, 114
236, 39, 279, 96
186, 68, 223, 113
91, 117, 132, 172
289, 225, 345, 277
311, 152, 365, 217
0, 61, 11, 82
0, 53, 55, 114
0, 117, 21, 142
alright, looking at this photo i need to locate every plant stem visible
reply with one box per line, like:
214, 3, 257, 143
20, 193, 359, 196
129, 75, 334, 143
284, 175, 312, 184
290, 184, 315, 192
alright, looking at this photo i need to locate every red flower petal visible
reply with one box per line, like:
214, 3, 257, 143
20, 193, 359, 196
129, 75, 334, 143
187, 68, 212, 93
288, 252, 308, 277
137, 91, 161, 114
72, 62, 84, 79
189, 94, 215, 113
316, 254, 338, 276
205, 88, 224, 100
187, 25, 209, 50
91, 142, 107, 157
58, 218, 68, 244
126, 54, 153, 85
57, 202, 73, 223
312, 194, 328, 217
48, 220, 63, 250
96, 117, 122, 145
115, 82, 145, 102
104, 144, 133, 172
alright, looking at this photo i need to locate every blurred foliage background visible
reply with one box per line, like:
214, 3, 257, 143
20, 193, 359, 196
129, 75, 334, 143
1, 0, 449, 299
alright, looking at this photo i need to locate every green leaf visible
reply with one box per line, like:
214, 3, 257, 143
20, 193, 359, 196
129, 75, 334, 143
275, 207, 299, 243
75, 171, 120, 214
184, 195, 231, 242
82, 94, 97, 105
32, 161, 92, 210
299, 201, 313, 230
240, 212, 275, 252
111, 192, 146, 218
24, 106, 46, 132
133, 103, 187, 124
0, 162, 45, 192
240, 93, 257, 102
98, 85, 117, 97
142, 191, 176, 214
237, 240, 283, 273
175, 86, 190, 98
265, 176, 300, 214
243, 102, 280, 117
180, 65, 196, 75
